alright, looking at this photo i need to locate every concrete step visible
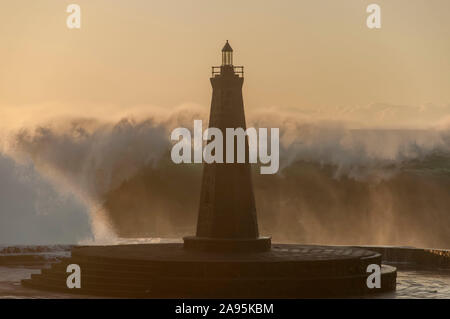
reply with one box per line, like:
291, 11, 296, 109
46, 256, 381, 278
21, 243, 395, 298
24, 265, 396, 298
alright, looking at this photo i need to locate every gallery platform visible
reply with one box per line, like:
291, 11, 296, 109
22, 243, 396, 298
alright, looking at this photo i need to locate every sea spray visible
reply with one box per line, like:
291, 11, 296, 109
1, 105, 449, 247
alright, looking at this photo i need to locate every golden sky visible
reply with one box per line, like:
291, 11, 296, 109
1, 0, 449, 123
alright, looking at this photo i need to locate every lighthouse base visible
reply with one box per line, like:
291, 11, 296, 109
183, 236, 272, 252
22, 243, 396, 298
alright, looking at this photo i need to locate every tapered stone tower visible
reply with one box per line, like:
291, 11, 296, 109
184, 41, 271, 252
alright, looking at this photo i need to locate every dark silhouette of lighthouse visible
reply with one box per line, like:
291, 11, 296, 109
23, 41, 397, 299
184, 41, 271, 252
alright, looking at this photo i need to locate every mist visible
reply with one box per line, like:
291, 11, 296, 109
0, 103, 449, 248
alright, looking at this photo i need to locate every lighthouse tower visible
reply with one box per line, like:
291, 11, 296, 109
23, 41, 397, 299
184, 41, 271, 252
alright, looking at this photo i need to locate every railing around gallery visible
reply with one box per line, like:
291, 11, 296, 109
212, 66, 244, 77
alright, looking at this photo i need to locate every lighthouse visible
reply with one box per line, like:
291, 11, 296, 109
183, 41, 271, 252
23, 41, 397, 298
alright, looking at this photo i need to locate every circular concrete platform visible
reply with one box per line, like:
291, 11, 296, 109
183, 236, 272, 252
22, 243, 396, 298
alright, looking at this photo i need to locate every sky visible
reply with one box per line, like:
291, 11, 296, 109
0, 0, 449, 126
0, 1, 450, 245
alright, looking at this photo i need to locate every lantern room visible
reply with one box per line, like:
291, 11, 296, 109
222, 40, 233, 66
